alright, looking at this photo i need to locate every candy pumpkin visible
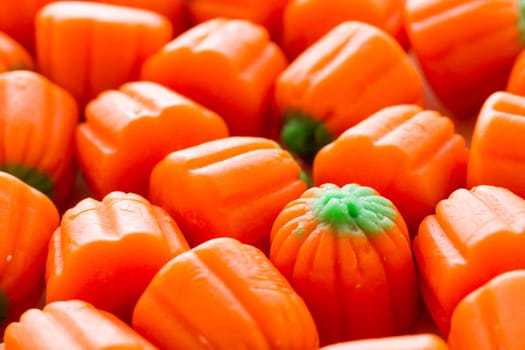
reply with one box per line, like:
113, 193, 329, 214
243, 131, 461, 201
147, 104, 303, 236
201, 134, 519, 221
270, 183, 420, 345
149, 136, 308, 252
275, 21, 424, 158
4, 300, 158, 349
0, 70, 79, 207
141, 18, 288, 136
36, 1, 173, 108
448, 269, 525, 350
132, 237, 319, 350
413, 185, 525, 337
0, 171, 59, 335
76, 80, 229, 199
467, 91, 525, 198
0, 31, 34, 72
281, 0, 406, 59
404, 0, 524, 117
45, 191, 189, 323
313, 104, 469, 235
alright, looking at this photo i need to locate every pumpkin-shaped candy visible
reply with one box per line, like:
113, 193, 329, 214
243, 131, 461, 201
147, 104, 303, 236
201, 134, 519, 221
132, 237, 319, 350
270, 183, 420, 345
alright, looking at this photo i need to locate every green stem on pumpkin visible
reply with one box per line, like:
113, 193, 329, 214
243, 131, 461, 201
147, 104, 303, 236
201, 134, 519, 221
1, 163, 54, 200
281, 111, 333, 158
310, 183, 397, 235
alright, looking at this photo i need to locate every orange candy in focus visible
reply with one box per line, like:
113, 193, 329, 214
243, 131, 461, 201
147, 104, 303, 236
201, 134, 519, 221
467, 91, 525, 198
141, 18, 288, 136
76, 81, 229, 199
45, 191, 189, 323
132, 237, 319, 350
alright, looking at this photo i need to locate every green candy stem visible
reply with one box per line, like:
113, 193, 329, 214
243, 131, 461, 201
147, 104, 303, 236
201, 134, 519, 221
1, 163, 54, 200
0, 290, 8, 326
519, 0, 525, 46
281, 112, 333, 158
310, 183, 397, 235
299, 171, 312, 188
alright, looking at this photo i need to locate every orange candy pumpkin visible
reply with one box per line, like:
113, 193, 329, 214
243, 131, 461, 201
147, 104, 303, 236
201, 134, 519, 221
270, 183, 420, 345
281, 0, 406, 59
132, 237, 319, 350
0, 172, 59, 333
149, 136, 308, 251
467, 91, 525, 198
36, 1, 173, 108
0, 70, 79, 207
4, 300, 158, 349
448, 270, 525, 350
76, 80, 229, 199
141, 18, 288, 136
413, 185, 525, 337
45, 191, 189, 322
404, 0, 524, 117
313, 104, 469, 235
275, 21, 424, 158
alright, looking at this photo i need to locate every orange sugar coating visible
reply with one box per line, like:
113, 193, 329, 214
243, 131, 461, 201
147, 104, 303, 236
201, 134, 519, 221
45, 191, 189, 323
313, 104, 468, 235
36, 1, 173, 107
413, 185, 525, 337
76, 80, 229, 199
141, 18, 288, 136
467, 91, 525, 198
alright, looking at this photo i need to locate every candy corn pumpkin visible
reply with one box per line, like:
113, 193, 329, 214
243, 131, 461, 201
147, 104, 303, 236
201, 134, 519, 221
320, 334, 449, 350
448, 269, 525, 350
467, 91, 525, 198
313, 104, 469, 235
275, 21, 424, 158
45, 191, 189, 323
36, 1, 173, 108
404, 0, 524, 117
141, 18, 288, 136
0, 31, 34, 72
132, 237, 319, 350
0, 70, 79, 207
281, 0, 406, 59
76, 80, 229, 199
0, 172, 59, 334
270, 183, 420, 345
413, 185, 525, 337
4, 300, 158, 349
185, 0, 288, 40
149, 136, 308, 252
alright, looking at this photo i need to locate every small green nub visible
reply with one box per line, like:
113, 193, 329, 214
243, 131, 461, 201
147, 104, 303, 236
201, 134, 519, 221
1, 163, 54, 200
310, 183, 397, 235
299, 170, 312, 188
281, 112, 333, 159
0, 290, 8, 325
519, 0, 525, 46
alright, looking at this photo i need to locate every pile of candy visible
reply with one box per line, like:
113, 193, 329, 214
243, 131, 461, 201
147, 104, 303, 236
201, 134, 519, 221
1, 0, 525, 349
